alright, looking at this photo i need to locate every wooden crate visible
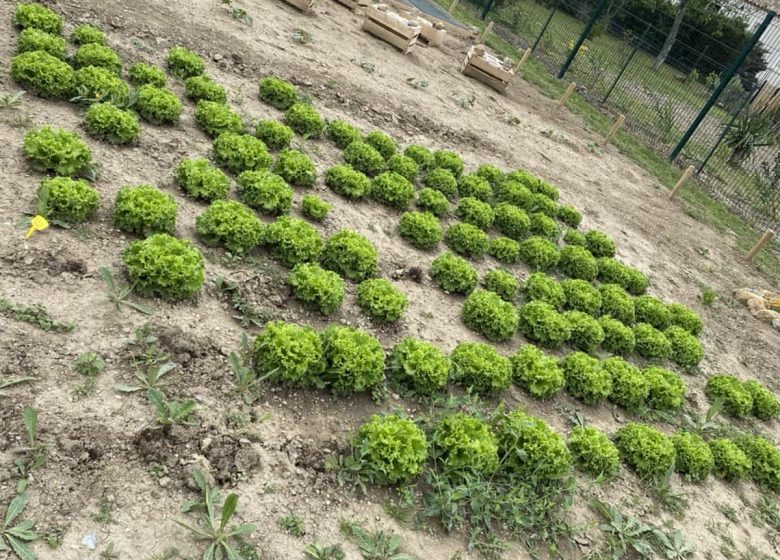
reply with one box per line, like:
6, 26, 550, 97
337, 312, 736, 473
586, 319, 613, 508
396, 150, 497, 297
361, 5, 420, 54
416, 17, 446, 48
461, 44, 514, 92
332, 0, 359, 10
282, 0, 316, 13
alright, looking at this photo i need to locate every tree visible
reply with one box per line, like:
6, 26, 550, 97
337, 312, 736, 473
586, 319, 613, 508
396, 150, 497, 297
652, 0, 691, 70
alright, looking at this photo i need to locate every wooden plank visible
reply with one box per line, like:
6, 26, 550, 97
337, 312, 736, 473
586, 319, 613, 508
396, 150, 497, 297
361, 17, 419, 53
366, 8, 419, 40
469, 53, 512, 82
282, 0, 315, 12
332, 0, 358, 10
462, 64, 508, 92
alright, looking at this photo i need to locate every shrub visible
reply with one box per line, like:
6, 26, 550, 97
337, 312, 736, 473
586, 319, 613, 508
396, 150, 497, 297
70, 23, 105, 45
633, 323, 671, 360
483, 269, 519, 302
357, 278, 408, 323
665, 326, 703, 368
708, 438, 752, 480
354, 415, 427, 484
603, 357, 647, 410
37, 177, 99, 224
445, 223, 489, 259
510, 344, 564, 398
462, 289, 519, 342
73, 44, 122, 73
476, 163, 503, 187
214, 133, 272, 174
166, 46, 204, 78
195, 199, 263, 254
194, 100, 243, 137
273, 149, 316, 187
666, 303, 703, 336
518, 236, 561, 271
404, 144, 435, 170
23, 126, 91, 177
258, 76, 297, 110
433, 150, 464, 177
370, 172, 415, 210
584, 230, 616, 258
389, 338, 450, 395
562, 279, 601, 316
530, 193, 558, 218
322, 326, 385, 395
417, 188, 450, 217
113, 185, 177, 236
635, 296, 672, 330
128, 62, 166, 87
558, 246, 597, 281
563, 311, 605, 353
423, 168, 458, 199
563, 229, 586, 246
14, 3, 62, 34
17, 28, 67, 59
705, 375, 753, 417
326, 120, 361, 149
236, 170, 292, 215
599, 316, 636, 355
561, 352, 611, 404
451, 342, 511, 395
11, 50, 73, 98
458, 174, 493, 202
343, 141, 385, 176
175, 158, 229, 202
430, 252, 477, 294
253, 321, 324, 386
364, 130, 397, 160
597, 258, 648, 295
284, 103, 325, 138
434, 414, 498, 474
644, 366, 686, 411
493, 203, 530, 240
325, 165, 371, 199
123, 234, 204, 301
599, 284, 635, 324
321, 230, 378, 281
494, 181, 533, 209
385, 154, 419, 182
518, 301, 571, 348
288, 263, 345, 315
529, 212, 560, 240
184, 75, 226, 103
255, 119, 293, 151
672, 432, 713, 482
615, 423, 675, 480
495, 410, 572, 482
263, 216, 323, 267
488, 236, 520, 264
454, 198, 493, 231
84, 102, 140, 145
522, 272, 565, 309
301, 195, 331, 222
557, 205, 582, 228
744, 380, 780, 420
135, 84, 181, 125
733, 435, 780, 491
398, 211, 442, 249
71, 65, 129, 102
569, 426, 620, 478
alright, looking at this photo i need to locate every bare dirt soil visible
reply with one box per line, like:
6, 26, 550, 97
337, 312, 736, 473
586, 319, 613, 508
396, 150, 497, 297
1, 0, 779, 558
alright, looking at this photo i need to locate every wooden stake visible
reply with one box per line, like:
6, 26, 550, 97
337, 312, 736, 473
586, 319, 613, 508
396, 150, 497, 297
557, 82, 576, 108
601, 114, 625, 146
745, 229, 775, 262
669, 165, 695, 200
480, 21, 493, 42
448, 0, 458, 13
513, 47, 531, 72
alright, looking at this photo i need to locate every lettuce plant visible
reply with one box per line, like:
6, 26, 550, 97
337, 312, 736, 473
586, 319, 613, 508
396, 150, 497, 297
521, 272, 564, 309
529, 212, 560, 240
445, 223, 489, 259
17, 27, 67, 58
510, 344, 564, 398
237, 170, 292, 215
458, 174, 493, 202
563, 311, 605, 353
568, 426, 620, 479
273, 149, 316, 187
430, 252, 477, 294
599, 316, 636, 355
11, 50, 73, 98
213, 133, 271, 174
434, 413, 498, 474
135, 85, 182, 125
343, 141, 385, 176
123, 234, 204, 301
128, 62, 166, 87
24, 126, 91, 176
597, 258, 649, 295
37, 177, 99, 224
263, 216, 323, 267
175, 158, 230, 202
364, 130, 397, 160
70, 23, 105, 45
195, 199, 264, 254
326, 120, 361, 149
633, 323, 671, 360
733, 435, 780, 491
518, 301, 570, 348
423, 168, 458, 199
185, 75, 227, 103
487, 236, 521, 264
599, 284, 635, 324
518, 237, 560, 271
560, 351, 611, 405
563, 229, 586, 246
71, 65, 129, 101
671, 431, 713, 482
370, 172, 414, 210
635, 295, 672, 330
530, 193, 558, 218
433, 149, 464, 177
14, 3, 62, 34
255, 119, 293, 151
195, 100, 243, 137
284, 103, 325, 138
494, 410, 571, 482
705, 375, 753, 417
644, 366, 685, 411
357, 278, 408, 323
301, 195, 331, 222
450, 342, 511, 395
84, 102, 140, 144
253, 321, 324, 386
353, 415, 427, 484
493, 203, 530, 240
666, 303, 703, 336
288, 263, 345, 315
461, 289, 519, 342
166, 46, 205, 78
558, 245, 597, 281
73, 43, 122, 73
322, 326, 385, 395
321, 230, 377, 281
615, 423, 675, 480
584, 230, 616, 258
562, 279, 601, 316
708, 438, 751, 480
404, 144, 434, 170
664, 326, 703, 368
602, 356, 647, 411
258, 76, 297, 110
557, 205, 582, 228
398, 211, 442, 249
744, 380, 780, 420
494, 180, 533, 208
325, 164, 370, 198
389, 337, 450, 395
455, 197, 494, 230
475, 163, 503, 186
113, 184, 177, 236
483, 269, 519, 302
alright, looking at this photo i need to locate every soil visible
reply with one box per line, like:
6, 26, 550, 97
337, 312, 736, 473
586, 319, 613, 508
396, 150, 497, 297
1, 0, 779, 558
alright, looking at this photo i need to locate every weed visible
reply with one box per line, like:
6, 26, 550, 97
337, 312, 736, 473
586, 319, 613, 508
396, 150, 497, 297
100, 542, 120, 559
13, 407, 47, 477
325, 79, 338, 89
99, 267, 153, 315
0, 376, 36, 396
44, 526, 63, 548
406, 78, 428, 90
91, 497, 116, 525
653, 529, 696, 559
230, 333, 263, 404
147, 388, 197, 428
340, 520, 416, 560
147, 462, 167, 479
699, 286, 717, 307
752, 496, 780, 531
680, 398, 723, 437
174, 470, 256, 558
590, 499, 655, 558
221, 0, 253, 25
293, 28, 313, 44
351, 59, 376, 73
304, 541, 346, 560
0, 90, 25, 109
278, 513, 306, 537
115, 361, 176, 394
719, 504, 739, 523
0, 492, 39, 558
384, 488, 415, 525
214, 276, 274, 329
454, 94, 475, 109
0, 298, 76, 332
73, 351, 105, 397
651, 466, 689, 517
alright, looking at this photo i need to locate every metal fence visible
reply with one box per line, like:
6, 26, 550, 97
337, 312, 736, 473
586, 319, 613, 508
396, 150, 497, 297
462, 0, 780, 233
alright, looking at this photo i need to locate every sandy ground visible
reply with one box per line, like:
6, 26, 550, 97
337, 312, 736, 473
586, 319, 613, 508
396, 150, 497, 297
1, 0, 779, 558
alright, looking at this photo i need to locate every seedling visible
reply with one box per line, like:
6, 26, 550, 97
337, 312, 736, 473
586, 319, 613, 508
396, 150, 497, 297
590, 499, 655, 558
214, 276, 274, 329
351, 59, 376, 74
651, 466, 689, 517
99, 267, 153, 315
680, 398, 723, 436
99, 541, 120, 559
222, 0, 253, 25
0, 376, 35, 396
115, 362, 176, 394
230, 333, 264, 404
340, 520, 416, 560
304, 542, 346, 560
0, 90, 25, 110
13, 407, 47, 477
752, 496, 780, 531
292, 29, 313, 44
406, 78, 428, 90
174, 470, 256, 559
651, 529, 695, 559
277, 513, 305, 537
91, 497, 115, 525
127, 324, 170, 368
0, 298, 76, 332
699, 286, 717, 307
147, 388, 197, 428
0, 493, 39, 559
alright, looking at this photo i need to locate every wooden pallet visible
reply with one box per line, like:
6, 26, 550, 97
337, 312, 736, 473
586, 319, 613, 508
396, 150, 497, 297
361, 5, 420, 54
282, 0, 316, 13
461, 44, 513, 92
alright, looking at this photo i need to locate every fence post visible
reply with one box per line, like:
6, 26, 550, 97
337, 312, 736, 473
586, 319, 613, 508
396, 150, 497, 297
557, 0, 610, 79
532, 0, 561, 53
697, 85, 758, 173
602, 26, 648, 104
670, 10, 775, 161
